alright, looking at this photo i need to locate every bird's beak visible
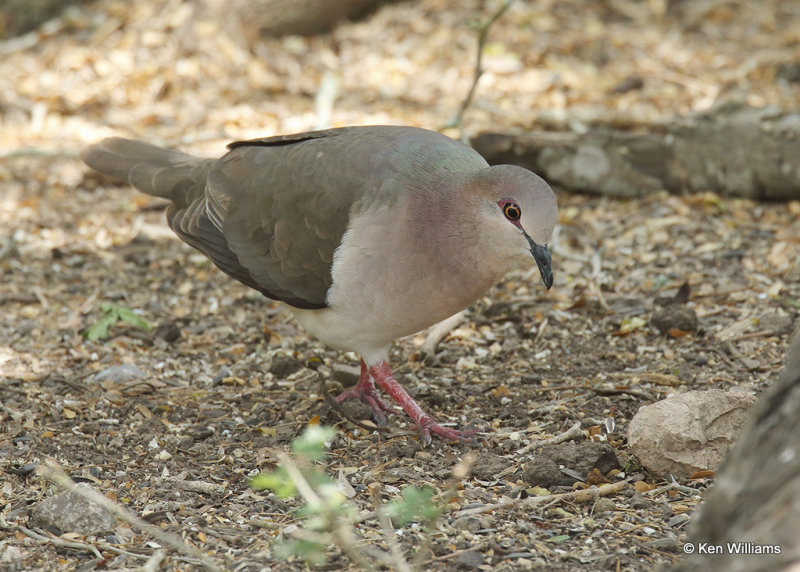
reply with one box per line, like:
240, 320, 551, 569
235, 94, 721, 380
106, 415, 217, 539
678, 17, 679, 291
525, 235, 553, 290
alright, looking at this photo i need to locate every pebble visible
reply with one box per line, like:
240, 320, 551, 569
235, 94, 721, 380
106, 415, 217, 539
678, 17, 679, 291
92, 364, 146, 384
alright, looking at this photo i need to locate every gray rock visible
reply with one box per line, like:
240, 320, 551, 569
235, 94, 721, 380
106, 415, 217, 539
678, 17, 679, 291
454, 550, 484, 570
451, 515, 489, 532
629, 493, 654, 509
268, 353, 303, 378
92, 364, 146, 384
593, 497, 616, 513
651, 305, 698, 335
332, 363, 361, 387
757, 310, 794, 337
628, 389, 756, 477
31, 484, 116, 535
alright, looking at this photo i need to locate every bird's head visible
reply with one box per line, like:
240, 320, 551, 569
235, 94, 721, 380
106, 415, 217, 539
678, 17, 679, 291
474, 165, 557, 289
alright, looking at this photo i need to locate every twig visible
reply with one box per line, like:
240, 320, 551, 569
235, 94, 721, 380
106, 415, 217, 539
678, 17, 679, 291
422, 541, 490, 564
455, 478, 631, 517
517, 421, 583, 455
726, 329, 779, 343
313, 70, 340, 130
154, 477, 227, 495
643, 482, 702, 497
140, 550, 167, 572
16, 525, 104, 560
444, 0, 515, 139
36, 459, 222, 572
277, 452, 378, 572
532, 316, 549, 345
591, 387, 657, 400
376, 502, 414, 572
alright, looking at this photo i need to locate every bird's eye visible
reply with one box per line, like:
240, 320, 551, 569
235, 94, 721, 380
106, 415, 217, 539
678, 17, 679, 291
502, 201, 521, 221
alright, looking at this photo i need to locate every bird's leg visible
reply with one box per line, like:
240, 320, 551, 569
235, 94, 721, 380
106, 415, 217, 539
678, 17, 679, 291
368, 361, 477, 445
335, 359, 397, 425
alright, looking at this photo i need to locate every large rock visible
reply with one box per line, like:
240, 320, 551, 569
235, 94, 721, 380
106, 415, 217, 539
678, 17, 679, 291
30, 485, 116, 536
628, 390, 757, 477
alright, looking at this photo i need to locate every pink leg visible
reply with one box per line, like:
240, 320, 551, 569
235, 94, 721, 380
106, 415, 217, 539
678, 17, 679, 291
335, 359, 397, 425
369, 361, 477, 445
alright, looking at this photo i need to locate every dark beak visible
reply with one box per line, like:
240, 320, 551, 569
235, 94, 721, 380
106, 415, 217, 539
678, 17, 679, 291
525, 234, 553, 290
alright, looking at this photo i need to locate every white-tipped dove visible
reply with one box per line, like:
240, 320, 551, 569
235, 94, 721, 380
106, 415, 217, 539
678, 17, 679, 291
81, 126, 557, 443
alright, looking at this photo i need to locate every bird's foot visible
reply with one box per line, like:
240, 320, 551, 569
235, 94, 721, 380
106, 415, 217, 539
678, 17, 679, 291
415, 416, 478, 445
335, 361, 397, 425
368, 361, 478, 445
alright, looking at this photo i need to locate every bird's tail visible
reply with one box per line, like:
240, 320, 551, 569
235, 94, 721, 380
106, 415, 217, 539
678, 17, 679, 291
79, 137, 212, 207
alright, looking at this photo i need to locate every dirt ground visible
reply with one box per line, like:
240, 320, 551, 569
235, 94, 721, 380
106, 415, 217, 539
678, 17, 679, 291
2, 1, 800, 571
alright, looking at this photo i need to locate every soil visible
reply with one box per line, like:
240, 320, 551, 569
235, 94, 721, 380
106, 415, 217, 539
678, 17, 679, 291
1, 1, 799, 570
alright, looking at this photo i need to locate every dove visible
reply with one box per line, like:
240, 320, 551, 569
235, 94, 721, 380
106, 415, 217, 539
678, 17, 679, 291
81, 126, 557, 443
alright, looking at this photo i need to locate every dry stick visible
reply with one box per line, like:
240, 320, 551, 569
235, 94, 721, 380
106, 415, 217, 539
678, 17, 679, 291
16, 525, 104, 560
532, 316, 549, 346
455, 478, 631, 518
444, 0, 515, 139
36, 459, 222, 572
517, 421, 583, 456
375, 501, 414, 572
643, 482, 702, 498
141, 550, 167, 572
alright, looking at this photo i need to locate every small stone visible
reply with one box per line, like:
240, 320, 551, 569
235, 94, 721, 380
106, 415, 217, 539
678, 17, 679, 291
212, 367, 233, 385
758, 311, 794, 336
332, 363, 360, 387
31, 484, 116, 535
154, 321, 181, 342
592, 497, 616, 513
629, 493, 653, 509
668, 513, 691, 528
92, 364, 146, 385
651, 306, 698, 335
454, 551, 484, 570
269, 353, 302, 378
451, 515, 489, 532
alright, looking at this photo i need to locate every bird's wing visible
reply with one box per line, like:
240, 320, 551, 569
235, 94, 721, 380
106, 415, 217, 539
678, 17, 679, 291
169, 128, 380, 309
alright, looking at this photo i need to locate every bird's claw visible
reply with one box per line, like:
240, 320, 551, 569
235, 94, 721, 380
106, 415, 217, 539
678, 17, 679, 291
336, 386, 397, 426
415, 416, 478, 445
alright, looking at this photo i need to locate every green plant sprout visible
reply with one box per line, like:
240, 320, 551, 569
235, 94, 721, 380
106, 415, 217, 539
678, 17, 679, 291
83, 302, 152, 341
250, 425, 441, 569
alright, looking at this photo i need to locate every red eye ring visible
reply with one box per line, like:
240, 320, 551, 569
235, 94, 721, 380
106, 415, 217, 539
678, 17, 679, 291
502, 201, 521, 221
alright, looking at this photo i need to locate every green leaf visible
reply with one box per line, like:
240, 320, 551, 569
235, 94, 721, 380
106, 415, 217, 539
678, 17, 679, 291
385, 486, 441, 527
82, 303, 152, 341
82, 312, 118, 341
249, 469, 298, 498
547, 534, 571, 543
292, 425, 335, 462
115, 305, 152, 330
274, 539, 329, 566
